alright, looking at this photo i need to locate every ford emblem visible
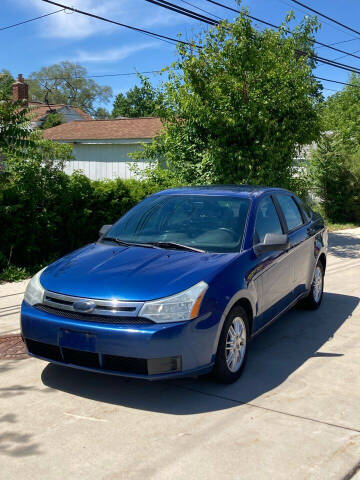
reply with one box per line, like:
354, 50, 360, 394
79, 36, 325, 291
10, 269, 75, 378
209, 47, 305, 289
73, 300, 96, 313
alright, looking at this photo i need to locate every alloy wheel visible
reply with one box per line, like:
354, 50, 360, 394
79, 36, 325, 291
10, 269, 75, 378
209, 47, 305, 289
225, 316, 247, 373
313, 265, 323, 303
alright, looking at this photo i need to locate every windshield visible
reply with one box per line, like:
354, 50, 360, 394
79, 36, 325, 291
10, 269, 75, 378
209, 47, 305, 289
104, 194, 250, 253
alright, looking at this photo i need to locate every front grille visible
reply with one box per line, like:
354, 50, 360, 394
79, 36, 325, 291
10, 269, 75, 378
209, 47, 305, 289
42, 290, 144, 318
45, 296, 73, 306
34, 304, 153, 325
44, 294, 136, 312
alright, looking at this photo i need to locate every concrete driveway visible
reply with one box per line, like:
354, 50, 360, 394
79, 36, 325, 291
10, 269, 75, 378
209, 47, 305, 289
1, 229, 360, 480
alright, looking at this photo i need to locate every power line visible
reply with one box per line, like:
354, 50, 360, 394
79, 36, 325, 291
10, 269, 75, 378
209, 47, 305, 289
309, 53, 360, 75
319, 47, 360, 66
0, 8, 65, 31
23, 69, 168, 81
288, 0, 360, 37
322, 87, 340, 93
12, 71, 360, 92
314, 76, 360, 90
147, 0, 360, 74
203, 0, 360, 61
276, 0, 357, 38
39, 0, 360, 77
144, 0, 217, 25
178, 0, 223, 20
40, 0, 199, 48
315, 38, 360, 50
1, 56, 356, 93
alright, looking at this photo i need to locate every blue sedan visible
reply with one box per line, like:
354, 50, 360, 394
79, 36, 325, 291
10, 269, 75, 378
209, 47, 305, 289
21, 185, 327, 383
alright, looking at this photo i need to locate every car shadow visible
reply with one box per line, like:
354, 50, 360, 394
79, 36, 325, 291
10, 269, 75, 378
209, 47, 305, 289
328, 231, 360, 259
41, 291, 358, 415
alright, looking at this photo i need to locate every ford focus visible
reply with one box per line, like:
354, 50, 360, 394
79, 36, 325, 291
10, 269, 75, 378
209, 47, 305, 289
21, 185, 327, 383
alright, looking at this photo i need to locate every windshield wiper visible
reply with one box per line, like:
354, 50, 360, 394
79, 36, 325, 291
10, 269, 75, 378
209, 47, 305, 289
148, 241, 205, 253
102, 237, 131, 246
102, 237, 204, 252
102, 237, 160, 249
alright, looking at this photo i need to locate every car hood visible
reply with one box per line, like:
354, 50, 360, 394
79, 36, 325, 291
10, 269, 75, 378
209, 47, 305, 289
40, 243, 236, 301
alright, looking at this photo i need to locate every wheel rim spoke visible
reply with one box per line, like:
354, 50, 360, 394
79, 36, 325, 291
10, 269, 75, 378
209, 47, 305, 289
231, 351, 238, 369
229, 325, 236, 338
227, 350, 234, 365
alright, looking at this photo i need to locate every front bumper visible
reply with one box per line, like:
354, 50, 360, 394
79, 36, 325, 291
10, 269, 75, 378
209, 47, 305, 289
21, 301, 219, 380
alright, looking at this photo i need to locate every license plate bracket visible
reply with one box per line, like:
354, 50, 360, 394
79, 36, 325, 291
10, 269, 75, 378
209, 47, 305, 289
59, 329, 96, 352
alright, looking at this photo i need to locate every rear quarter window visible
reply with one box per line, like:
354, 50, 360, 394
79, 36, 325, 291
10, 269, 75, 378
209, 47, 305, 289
295, 197, 312, 223
275, 195, 304, 231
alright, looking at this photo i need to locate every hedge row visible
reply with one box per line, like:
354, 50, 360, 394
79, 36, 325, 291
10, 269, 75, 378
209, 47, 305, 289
0, 169, 163, 272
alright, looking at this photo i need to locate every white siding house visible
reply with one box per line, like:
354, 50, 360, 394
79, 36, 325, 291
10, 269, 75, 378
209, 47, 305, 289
65, 140, 152, 180
43, 117, 163, 180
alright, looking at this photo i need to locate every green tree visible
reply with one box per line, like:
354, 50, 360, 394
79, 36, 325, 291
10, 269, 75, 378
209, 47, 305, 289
307, 133, 360, 222
0, 69, 14, 97
133, 8, 322, 188
112, 77, 162, 118
322, 73, 360, 147
94, 107, 111, 119
313, 74, 360, 222
0, 92, 33, 158
41, 112, 65, 130
28, 61, 112, 115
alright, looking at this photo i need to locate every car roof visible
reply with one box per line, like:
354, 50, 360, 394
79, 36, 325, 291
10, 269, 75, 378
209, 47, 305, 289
153, 185, 290, 198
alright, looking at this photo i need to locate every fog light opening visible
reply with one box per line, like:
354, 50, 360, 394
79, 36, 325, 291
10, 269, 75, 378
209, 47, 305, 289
147, 356, 182, 375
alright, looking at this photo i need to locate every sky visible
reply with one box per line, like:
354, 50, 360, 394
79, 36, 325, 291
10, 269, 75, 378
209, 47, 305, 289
2, 0, 360, 111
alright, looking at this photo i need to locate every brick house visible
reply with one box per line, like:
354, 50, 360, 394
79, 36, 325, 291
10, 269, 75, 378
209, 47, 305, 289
12, 74, 91, 128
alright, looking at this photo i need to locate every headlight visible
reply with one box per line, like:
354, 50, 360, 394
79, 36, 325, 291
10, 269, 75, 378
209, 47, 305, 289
139, 281, 208, 323
24, 267, 46, 306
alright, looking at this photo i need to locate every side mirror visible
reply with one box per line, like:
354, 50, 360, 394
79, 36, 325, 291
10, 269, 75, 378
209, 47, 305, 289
99, 224, 112, 238
254, 233, 290, 256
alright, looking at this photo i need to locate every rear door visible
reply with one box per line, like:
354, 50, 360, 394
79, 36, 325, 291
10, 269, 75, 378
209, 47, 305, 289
253, 195, 294, 331
273, 194, 309, 297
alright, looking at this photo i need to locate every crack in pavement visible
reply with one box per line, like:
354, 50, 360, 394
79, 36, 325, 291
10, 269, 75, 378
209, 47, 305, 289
173, 383, 360, 435
340, 459, 360, 480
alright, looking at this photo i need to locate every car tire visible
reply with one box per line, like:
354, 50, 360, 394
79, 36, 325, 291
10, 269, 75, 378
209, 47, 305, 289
302, 261, 324, 310
212, 306, 249, 384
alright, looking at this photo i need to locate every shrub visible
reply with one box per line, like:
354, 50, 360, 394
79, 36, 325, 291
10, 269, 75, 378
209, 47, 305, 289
41, 112, 65, 130
0, 264, 29, 283
0, 158, 165, 274
307, 133, 360, 222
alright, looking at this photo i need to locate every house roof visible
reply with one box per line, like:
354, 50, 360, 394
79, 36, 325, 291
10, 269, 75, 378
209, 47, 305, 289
27, 102, 92, 122
43, 117, 163, 141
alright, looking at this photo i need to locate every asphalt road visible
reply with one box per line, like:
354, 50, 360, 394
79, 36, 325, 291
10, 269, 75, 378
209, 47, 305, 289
1, 228, 360, 480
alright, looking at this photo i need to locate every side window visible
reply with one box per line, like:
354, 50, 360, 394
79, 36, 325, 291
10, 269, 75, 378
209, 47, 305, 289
295, 197, 312, 223
276, 195, 304, 231
254, 196, 283, 244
